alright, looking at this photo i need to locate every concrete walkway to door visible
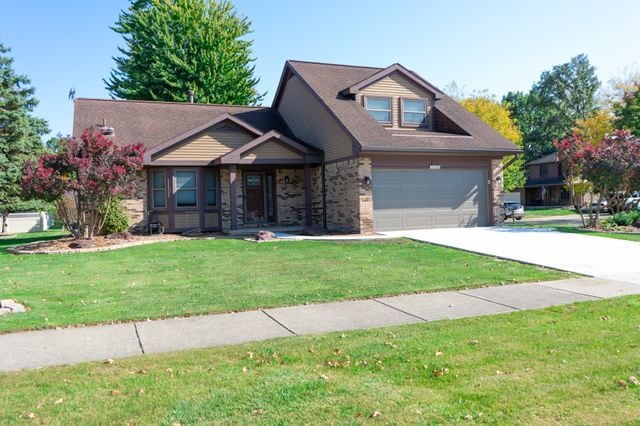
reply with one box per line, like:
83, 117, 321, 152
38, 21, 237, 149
1, 275, 639, 372
382, 227, 640, 284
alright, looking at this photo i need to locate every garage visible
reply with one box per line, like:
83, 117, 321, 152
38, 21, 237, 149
372, 168, 488, 231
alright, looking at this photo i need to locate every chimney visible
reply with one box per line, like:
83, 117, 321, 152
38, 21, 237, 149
99, 117, 115, 137
188, 90, 194, 103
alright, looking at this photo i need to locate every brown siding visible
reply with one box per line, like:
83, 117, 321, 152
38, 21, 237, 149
358, 71, 435, 129
241, 139, 303, 161
174, 211, 200, 229
153, 124, 255, 162
276, 75, 353, 161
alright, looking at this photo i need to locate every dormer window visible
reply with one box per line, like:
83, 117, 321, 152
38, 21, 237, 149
401, 98, 428, 126
365, 97, 392, 124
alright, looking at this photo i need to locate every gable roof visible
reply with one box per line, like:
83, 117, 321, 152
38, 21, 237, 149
527, 152, 559, 166
143, 113, 264, 163
340, 63, 444, 99
273, 60, 521, 155
73, 98, 293, 150
215, 130, 321, 165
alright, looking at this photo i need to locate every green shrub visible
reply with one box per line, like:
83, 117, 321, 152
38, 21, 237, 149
99, 198, 129, 235
612, 210, 640, 227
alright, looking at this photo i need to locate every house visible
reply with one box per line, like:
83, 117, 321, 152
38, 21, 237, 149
73, 60, 520, 234
524, 152, 572, 206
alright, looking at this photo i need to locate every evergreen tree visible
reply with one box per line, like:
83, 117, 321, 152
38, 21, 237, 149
0, 42, 48, 233
105, 0, 263, 105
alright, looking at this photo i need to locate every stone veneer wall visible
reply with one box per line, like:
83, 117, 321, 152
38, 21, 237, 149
220, 167, 245, 229
490, 158, 505, 226
275, 168, 305, 226
324, 157, 373, 233
122, 172, 147, 227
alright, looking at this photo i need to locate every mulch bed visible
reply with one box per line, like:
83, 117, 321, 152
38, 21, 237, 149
8, 234, 186, 255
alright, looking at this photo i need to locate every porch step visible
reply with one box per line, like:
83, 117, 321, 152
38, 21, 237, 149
227, 226, 305, 237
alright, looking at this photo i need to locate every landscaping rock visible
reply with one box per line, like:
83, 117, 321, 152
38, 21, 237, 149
255, 230, 276, 241
0, 299, 26, 313
68, 239, 97, 249
182, 227, 203, 237
105, 231, 133, 240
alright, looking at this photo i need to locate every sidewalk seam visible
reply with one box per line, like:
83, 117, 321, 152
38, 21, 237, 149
455, 291, 522, 311
536, 283, 604, 300
133, 323, 145, 354
260, 310, 297, 336
372, 299, 428, 322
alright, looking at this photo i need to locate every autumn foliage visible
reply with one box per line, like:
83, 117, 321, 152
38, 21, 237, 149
23, 128, 144, 239
554, 130, 640, 226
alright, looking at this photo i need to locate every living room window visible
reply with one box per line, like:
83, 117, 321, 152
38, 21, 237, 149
175, 170, 198, 208
205, 169, 217, 207
401, 98, 427, 126
365, 97, 392, 123
151, 170, 166, 209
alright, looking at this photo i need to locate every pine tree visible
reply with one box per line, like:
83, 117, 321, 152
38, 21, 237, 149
105, 0, 263, 105
0, 42, 48, 233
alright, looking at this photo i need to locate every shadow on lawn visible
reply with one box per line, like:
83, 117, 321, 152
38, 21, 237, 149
0, 230, 68, 255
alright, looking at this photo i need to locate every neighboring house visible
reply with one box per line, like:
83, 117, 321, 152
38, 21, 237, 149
524, 152, 572, 206
73, 60, 520, 234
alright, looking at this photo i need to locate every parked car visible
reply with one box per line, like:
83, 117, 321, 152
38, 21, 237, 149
625, 191, 640, 210
503, 202, 524, 220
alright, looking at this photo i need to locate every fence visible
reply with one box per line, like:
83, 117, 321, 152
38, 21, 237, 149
3, 212, 54, 234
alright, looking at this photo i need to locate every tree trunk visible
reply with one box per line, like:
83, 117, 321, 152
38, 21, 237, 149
569, 173, 586, 227
1, 213, 7, 234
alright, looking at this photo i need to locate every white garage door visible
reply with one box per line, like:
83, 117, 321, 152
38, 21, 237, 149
372, 168, 488, 231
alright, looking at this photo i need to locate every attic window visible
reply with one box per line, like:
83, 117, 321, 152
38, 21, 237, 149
401, 99, 427, 126
365, 97, 392, 124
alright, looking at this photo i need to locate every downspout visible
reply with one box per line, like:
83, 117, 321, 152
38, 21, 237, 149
321, 154, 327, 230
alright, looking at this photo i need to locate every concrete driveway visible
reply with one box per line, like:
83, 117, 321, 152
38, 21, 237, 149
382, 227, 640, 284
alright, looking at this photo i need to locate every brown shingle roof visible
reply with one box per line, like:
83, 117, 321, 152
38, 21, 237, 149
280, 60, 521, 154
73, 98, 293, 149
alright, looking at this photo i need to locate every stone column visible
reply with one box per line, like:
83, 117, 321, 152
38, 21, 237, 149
304, 163, 312, 227
229, 165, 238, 230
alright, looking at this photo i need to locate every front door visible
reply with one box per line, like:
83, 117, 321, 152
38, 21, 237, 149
244, 172, 276, 224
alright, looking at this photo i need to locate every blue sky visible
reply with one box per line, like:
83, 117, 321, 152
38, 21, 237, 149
1, 0, 639, 137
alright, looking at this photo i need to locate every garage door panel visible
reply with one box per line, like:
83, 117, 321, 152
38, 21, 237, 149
373, 168, 488, 231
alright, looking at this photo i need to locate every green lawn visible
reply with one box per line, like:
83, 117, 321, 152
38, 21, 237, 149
524, 207, 578, 218
0, 232, 570, 334
1, 296, 638, 424
506, 223, 640, 242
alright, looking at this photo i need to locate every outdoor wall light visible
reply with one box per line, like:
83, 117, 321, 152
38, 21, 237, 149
496, 176, 502, 182
284, 176, 290, 184
364, 176, 372, 186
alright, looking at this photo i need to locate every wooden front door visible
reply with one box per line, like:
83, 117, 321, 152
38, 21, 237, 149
244, 172, 276, 224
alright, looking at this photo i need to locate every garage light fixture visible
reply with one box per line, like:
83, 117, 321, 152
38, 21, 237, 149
364, 176, 372, 187
284, 176, 290, 184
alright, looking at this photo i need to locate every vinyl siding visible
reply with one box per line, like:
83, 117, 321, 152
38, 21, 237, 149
276, 75, 353, 161
174, 211, 200, 229
241, 139, 303, 161
358, 71, 435, 129
204, 212, 219, 227
153, 124, 255, 161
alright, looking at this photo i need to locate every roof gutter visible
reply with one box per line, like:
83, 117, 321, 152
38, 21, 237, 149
360, 146, 523, 155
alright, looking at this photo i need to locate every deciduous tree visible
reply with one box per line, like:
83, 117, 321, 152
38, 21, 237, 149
613, 83, 640, 137
22, 128, 144, 239
105, 0, 263, 105
0, 42, 48, 233
459, 96, 526, 192
505, 54, 600, 162
572, 109, 613, 145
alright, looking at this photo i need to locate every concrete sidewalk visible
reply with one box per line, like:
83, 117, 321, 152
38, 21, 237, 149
1, 277, 638, 372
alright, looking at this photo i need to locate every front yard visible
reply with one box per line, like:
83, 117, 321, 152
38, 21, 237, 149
0, 232, 570, 333
524, 207, 578, 218
1, 296, 638, 424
